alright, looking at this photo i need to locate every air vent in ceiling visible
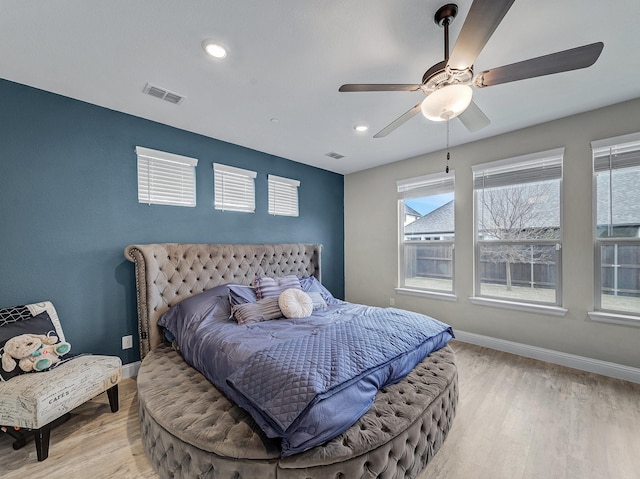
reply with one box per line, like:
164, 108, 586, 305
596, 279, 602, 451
325, 151, 345, 159
143, 83, 185, 105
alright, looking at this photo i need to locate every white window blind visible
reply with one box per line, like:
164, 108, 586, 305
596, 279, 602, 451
592, 132, 640, 172
268, 175, 300, 216
472, 148, 564, 189
136, 146, 198, 207
213, 163, 257, 213
397, 171, 455, 199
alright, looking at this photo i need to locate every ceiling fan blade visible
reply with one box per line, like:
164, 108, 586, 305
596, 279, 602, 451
448, 0, 516, 70
475, 42, 604, 87
339, 84, 422, 92
457, 100, 490, 132
373, 103, 422, 138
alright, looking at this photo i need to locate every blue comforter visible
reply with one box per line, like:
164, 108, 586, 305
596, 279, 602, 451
158, 285, 453, 456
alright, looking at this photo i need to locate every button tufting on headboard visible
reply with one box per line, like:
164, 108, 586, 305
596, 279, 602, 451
124, 243, 322, 359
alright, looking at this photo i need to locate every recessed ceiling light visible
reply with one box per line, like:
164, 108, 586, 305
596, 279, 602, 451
354, 124, 369, 132
202, 41, 227, 59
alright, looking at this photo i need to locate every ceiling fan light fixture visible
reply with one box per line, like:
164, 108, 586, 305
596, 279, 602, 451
420, 84, 473, 121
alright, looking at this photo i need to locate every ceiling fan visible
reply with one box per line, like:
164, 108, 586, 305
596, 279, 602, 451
339, 0, 604, 138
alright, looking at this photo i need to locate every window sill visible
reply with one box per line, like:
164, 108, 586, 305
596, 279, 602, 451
587, 311, 640, 327
396, 288, 458, 302
468, 296, 568, 317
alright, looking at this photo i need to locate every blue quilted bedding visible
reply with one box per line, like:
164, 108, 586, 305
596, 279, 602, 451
158, 285, 453, 456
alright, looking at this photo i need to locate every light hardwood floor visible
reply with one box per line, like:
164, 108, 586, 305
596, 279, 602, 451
2, 341, 639, 479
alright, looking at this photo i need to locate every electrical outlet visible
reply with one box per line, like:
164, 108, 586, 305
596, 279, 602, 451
122, 335, 133, 350
389, 298, 395, 306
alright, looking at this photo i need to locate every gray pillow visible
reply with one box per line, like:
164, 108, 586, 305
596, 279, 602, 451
254, 275, 301, 299
232, 297, 283, 325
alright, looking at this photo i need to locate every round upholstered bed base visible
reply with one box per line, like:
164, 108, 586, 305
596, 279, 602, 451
139, 404, 279, 479
126, 244, 458, 479
137, 344, 458, 479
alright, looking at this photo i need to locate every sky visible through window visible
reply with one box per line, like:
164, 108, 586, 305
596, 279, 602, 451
405, 192, 454, 215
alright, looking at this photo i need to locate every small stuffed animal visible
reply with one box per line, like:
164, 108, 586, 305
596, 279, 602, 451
1, 333, 71, 373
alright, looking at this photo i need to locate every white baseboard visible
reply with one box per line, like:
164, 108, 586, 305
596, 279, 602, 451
454, 330, 640, 384
122, 361, 140, 379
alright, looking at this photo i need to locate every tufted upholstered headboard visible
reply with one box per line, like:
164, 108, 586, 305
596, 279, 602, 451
124, 243, 322, 359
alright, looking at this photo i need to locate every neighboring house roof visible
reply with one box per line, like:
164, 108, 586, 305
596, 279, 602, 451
404, 201, 454, 235
596, 169, 640, 227
404, 204, 421, 217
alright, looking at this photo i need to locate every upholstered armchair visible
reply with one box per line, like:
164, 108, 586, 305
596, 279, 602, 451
0, 301, 122, 461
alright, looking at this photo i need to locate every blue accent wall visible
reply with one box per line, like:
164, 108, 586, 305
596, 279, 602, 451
0, 78, 344, 365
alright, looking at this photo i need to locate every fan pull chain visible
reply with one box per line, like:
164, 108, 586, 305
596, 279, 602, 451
445, 118, 450, 173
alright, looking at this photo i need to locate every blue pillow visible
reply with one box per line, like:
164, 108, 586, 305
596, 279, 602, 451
158, 284, 231, 340
299, 276, 339, 305
228, 284, 258, 307
307, 292, 328, 310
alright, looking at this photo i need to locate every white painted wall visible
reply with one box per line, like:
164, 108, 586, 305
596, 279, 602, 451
345, 98, 640, 369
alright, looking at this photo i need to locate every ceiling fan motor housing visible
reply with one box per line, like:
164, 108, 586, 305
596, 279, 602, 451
421, 61, 473, 94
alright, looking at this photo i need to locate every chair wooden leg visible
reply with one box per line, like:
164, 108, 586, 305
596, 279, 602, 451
4, 428, 28, 450
12, 434, 28, 450
34, 425, 51, 461
106, 384, 119, 413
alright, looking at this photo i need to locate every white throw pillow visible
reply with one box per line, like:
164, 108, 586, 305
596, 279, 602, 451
279, 288, 313, 319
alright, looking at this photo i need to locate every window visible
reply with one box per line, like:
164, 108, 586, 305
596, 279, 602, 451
397, 171, 455, 295
473, 149, 564, 306
213, 163, 257, 213
268, 175, 300, 216
592, 133, 640, 317
136, 146, 197, 207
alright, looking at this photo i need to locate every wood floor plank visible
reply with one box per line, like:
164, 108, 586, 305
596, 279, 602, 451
420, 342, 640, 479
2, 341, 639, 479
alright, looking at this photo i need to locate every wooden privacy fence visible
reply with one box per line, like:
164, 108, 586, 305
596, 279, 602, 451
407, 242, 640, 297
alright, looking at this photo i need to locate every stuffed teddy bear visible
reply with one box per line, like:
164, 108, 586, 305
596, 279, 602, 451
1, 333, 71, 373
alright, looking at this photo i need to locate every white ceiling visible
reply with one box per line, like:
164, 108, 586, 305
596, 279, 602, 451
1, 0, 639, 175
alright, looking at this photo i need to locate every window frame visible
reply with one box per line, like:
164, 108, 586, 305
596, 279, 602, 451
213, 163, 257, 213
396, 171, 456, 299
472, 148, 565, 309
136, 146, 198, 207
591, 132, 640, 320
